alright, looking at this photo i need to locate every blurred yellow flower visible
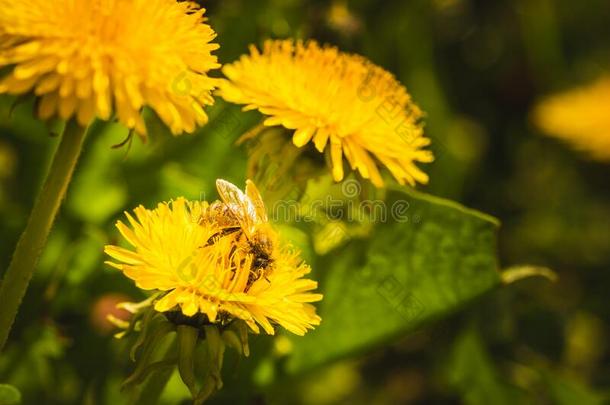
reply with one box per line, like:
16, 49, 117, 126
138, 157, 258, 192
105, 190, 322, 336
534, 77, 610, 161
0, 0, 219, 135
219, 39, 433, 187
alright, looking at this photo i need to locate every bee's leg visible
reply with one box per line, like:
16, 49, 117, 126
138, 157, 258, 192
200, 227, 241, 248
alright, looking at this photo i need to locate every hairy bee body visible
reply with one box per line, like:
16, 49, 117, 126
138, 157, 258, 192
202, 180, 276, 286
246, 232, 274, 284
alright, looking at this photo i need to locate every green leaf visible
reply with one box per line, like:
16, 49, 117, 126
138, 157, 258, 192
286, 188, 502, 374
542, 370, 606, 405
447, 326, 525, 405
0, 384, 21, 405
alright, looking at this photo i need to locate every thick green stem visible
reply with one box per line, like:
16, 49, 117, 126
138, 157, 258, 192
0, 119, 88, 352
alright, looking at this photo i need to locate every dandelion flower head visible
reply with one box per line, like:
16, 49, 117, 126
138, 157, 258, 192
104, 182, 322, 336
219, 39, 434, 187
0, 0, 220, 135
534, 76, 610, 161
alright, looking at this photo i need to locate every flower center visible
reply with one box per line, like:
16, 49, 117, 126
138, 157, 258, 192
164, 309, 233, 329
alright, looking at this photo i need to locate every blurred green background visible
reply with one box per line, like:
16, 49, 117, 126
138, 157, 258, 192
1, 0, 610, 404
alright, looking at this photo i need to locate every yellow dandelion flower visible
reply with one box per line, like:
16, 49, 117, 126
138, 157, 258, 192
218, 39, 434, 187
534, 76, 610, 161
104, 194, 322, 336
0, 0, 219, 135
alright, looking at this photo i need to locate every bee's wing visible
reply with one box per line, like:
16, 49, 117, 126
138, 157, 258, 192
245, 179, 268, 223
216, 179, 258, 234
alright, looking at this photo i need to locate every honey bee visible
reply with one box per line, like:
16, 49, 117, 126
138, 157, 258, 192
211, 179, 274, 284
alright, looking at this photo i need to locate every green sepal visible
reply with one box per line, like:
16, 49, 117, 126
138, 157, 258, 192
221, 329, 242, 355
177, 325, 200, 397
222, 320, 250, 357
123, 358, 176, 389
203, 325, 224, 390
235, 320, 250, 357
123, 317, 174, 389
194, 376, 217, 405
129, 306, 157, 361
